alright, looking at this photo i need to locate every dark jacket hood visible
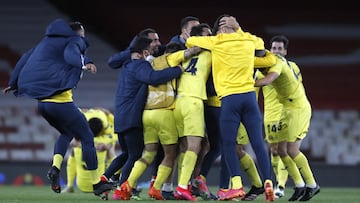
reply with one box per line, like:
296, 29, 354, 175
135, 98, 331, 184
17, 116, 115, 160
45, 18, 78, 37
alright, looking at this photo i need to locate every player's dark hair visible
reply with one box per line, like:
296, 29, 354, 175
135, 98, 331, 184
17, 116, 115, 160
270, 35, 289, 50
180, 16, 199, 29
190, 23, 211, 36
88, 118, 103, 137
165, 42, 184, 53
212, 14, 231, 35
69, 21, 83, 32
137, 28, 157, 38
130, 37, 152, 53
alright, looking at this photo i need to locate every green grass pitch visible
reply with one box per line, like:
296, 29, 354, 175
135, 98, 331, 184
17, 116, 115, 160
0, 186, 359, 202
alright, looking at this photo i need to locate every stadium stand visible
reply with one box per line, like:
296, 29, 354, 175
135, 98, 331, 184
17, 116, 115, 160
0, 1, 359, 165
0, 0, 118, 109
0, 0, 118, 161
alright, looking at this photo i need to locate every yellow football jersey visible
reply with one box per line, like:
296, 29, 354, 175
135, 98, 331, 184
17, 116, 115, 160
267, 55, 307, 105
177, 50, 212, 100
186, 28, 263, 98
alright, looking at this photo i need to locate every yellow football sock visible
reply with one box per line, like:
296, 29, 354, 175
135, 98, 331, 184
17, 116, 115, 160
264, 179, 273, 188
178, 151, 197, 188
240, 154, 262, 188
66, 154, 76, 187
281, 155, 304, 187
231, 176, 243, 189
154, 165, 172, 190
293, 152, 316, 187
128, 161, 147, 188
177, 152, 185, 183
53, 154, 63, 170
271, 154, 280, 181
277, 158, 288, 188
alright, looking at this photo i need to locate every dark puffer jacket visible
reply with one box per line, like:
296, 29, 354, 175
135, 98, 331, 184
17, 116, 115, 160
8, 18, 92, 99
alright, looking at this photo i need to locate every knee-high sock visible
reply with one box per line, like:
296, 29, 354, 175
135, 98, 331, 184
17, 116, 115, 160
240, 154, 262, 188
271, 154, 280, 182
128, 161, 147, 188
264, 179, 273, 188
277, 157, 288, 188
272, 154, 288, 188
177, 152, 185, 183
293, 152, 316, 187
178, 151, 197, 188
52, 154, 63, 170
66, 154, 76, 187
281, 155, 304, 187
154, 165, 172, 190
231, 176, 243, 189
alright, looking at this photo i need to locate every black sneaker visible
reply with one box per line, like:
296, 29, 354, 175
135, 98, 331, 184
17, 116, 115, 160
210, 192, 218, 200
242, 185, 265, 201
299, 185, 320, 201
162, 191, 176, 200
131, 187, 143, 200
288, 186, 306, 201
93, 181, 114, 197
47, 166, 61, 193
191, 185, 200, 196
109, 174, 120, 186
